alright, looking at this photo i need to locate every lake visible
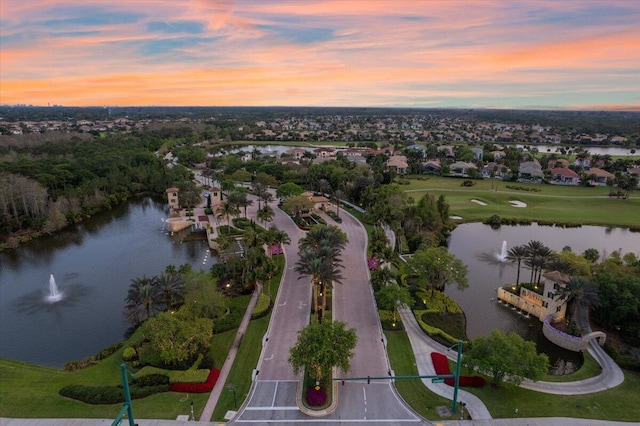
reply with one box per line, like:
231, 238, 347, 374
0, 198, 214, 368
446, 222, 639, 366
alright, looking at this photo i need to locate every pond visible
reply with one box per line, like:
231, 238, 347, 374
446, 222, 639, 369
0, 198, 214, 368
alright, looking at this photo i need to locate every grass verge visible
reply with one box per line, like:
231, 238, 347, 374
384, 330, 452, 420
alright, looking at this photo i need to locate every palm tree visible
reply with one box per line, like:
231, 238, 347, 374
294, 250, 343, 322
316, 178, 332, 197
257, 205, 275, 224
238, 194, 253, 218
554, 276, 600, 321
265, 226, 291, 257
153, 271, 185, 311
253, 182, 267, 210
217, 201, 240, 231
124, 276, 161, 325
506, 245, 527, 288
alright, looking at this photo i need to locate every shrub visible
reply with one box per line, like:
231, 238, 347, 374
252, 293, 271, 319
204, 208, 213, 215
133, 373, 170, 387
122, 347, 137, 362
483, 214, 501, 229
169, 368, 220, 393
414, 310, 459, 345
198, 354, 215, 370
461, 180, 475, 187
305, 386, 327, 406
213, 307, 244, 333
59, 383, 170, 404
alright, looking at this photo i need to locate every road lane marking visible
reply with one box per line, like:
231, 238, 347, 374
271, 381, 279, 406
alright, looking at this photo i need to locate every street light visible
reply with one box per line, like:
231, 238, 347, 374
446, 340, 463, 414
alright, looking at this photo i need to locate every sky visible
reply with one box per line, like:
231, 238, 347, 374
1, 0, 639, 110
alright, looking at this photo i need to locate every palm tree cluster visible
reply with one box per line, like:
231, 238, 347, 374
294, 225, 348, 323
124, 267, 186, 326
212, 225, 290, 296
506, 240, 556, 288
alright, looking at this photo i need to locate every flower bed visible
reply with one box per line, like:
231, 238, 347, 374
169, 368, 220, 393
367, 257, 379, 270
269, 245, 284, 256
430, 352, 485, 387
305, 386, 327, 406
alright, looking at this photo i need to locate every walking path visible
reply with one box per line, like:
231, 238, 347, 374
199, 284, 261, 421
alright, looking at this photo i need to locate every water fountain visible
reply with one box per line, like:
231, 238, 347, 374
495, 240, 508, 262
45, 274, 64, 303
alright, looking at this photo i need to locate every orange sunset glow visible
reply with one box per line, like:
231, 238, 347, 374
1, 0, 639, 109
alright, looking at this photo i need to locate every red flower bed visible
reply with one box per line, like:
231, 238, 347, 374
305, 386, 327, 406
169, 368, 220, 393
430, 352, 485, 387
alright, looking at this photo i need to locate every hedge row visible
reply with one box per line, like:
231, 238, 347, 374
416, 290, 462, 314
59, 383, 169, 404
169, 368, 220, 393
414, 310, 459, 345
136, 366, 210, 384
64, 343, 123, 371
430, 352, 485, 387
252, 293, 272, 319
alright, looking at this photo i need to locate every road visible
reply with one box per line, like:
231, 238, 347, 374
232, 198, 421, 424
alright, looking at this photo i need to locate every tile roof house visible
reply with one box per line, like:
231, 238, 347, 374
449, 161, 477, 176
284, 147, 307, 159
584, 167, 614, 185
422, 160, 442, 175
550, 167, 580, 185
518, 161, 544, 182
482, 162, 509, 178
387, 155, 409, 175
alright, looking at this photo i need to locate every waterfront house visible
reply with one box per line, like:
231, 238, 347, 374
550, 167, 580, 185
497, 270, 569, 322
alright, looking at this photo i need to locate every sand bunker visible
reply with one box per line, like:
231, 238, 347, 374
471, 199, 487, 206
509, 200, 527, 208
449, 216, 463, 220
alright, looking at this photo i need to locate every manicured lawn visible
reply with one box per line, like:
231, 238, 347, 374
400, 176, 640, 227
384, 330, 453, 420
463, 369, 640, 421
385, 328, 640, 422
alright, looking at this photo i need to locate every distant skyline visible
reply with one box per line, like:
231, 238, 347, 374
1, 1, 639, 110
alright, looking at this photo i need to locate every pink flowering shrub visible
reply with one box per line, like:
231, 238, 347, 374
367, 258, 379, 270
269, 245, 284, 256
305, 386, 327, 406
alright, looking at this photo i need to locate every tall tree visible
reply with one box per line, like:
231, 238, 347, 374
404, 246, 468, 291
463, 330, 549, 387
506, 245, 528, 288
153, 271, 185, 311
375, 284, 413, 325
554, 276, 600, 320
288, 321, 357, 384
124, 276, 161, 325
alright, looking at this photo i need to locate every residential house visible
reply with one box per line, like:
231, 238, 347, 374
518, 161, 544, 182
482, 162, 509, 178
313, 147, 335, 158
497, 270, 570, 322
490, 150, 506, 161
585, 167, 614, 186
548, 158, 570, 169
436, 145, 455, 158
449, 161, 477, 177
387, 155, 409, 175
550, 167, 580, 185
284, 147, 307, 160
470, 147, 484, 161
422, 160, 442, 175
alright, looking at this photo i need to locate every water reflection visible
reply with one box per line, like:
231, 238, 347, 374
14, 283, 91, 316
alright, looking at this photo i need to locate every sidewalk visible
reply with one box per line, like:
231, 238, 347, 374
199, 284, 262, 422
